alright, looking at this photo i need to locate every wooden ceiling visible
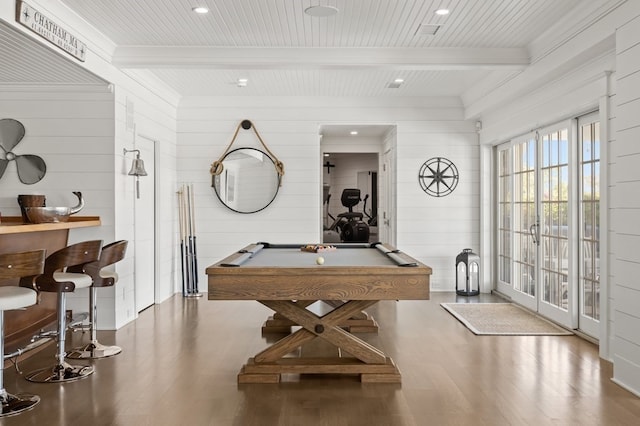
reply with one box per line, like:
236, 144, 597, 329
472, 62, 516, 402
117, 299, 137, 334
1, 0, 604, 97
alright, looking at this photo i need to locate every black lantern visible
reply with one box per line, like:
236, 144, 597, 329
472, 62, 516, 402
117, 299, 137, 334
456, 248, 480, 296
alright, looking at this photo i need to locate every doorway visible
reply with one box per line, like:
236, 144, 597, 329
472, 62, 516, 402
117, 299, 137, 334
319, 123, 395, 245
134, 134, 156, 312
495, 112, 601, 335
322, 152, 378, 244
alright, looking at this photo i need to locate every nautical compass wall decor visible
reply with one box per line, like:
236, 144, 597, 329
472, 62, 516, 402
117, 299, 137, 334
418, 157, 459, 197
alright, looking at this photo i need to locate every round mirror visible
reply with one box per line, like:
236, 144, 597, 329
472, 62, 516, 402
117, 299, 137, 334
213, 147, 281, 213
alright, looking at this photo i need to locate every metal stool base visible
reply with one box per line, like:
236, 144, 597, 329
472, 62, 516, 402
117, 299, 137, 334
66, 342, 122, 359
25, 362, 94, 383
0, 393, 40, 417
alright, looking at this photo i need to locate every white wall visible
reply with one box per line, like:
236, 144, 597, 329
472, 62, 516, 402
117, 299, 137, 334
612, 7, 640, 396
0, 85, 119, 325
0, 87, 114, 223
178, 96, 479, 292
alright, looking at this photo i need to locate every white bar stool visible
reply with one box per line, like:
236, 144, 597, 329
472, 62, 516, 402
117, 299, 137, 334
0, 250, 45, 417
67, 240, 128, 359
24, 241, 102, 383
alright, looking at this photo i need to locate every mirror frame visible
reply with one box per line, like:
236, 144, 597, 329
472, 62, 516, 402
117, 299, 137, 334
212, 147, 281, 214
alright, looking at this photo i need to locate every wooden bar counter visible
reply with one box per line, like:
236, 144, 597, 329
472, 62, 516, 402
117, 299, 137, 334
0, 216, 101, 346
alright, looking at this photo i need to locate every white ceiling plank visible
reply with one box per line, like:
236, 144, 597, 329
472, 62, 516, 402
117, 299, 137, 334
112, 46, 529, 70
2, 0, 611, 99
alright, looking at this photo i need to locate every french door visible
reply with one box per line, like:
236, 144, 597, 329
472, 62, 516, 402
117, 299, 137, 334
496, 114, 601, 336
496, 121, 576, 328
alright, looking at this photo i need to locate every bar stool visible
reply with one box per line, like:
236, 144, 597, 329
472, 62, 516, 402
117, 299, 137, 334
24, 240, 102, 383
67, 240, 128, 359
0, 250, 45, 417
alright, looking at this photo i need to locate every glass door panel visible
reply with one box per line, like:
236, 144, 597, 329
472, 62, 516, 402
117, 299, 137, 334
497, 136, 537, 311
578, 113, 600, 337
538, 125, 573, 326
497, 147, 512, 286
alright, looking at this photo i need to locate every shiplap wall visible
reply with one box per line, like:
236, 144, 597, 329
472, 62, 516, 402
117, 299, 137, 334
0, 83, 178, 330
110, 85, 178, 328
612, 10, 640, 396
0, 87, 115, 224
177, 96, 479, 292
0, 84, 119, 324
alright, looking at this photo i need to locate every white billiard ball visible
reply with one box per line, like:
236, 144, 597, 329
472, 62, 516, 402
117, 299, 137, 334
316, 256, 325, 265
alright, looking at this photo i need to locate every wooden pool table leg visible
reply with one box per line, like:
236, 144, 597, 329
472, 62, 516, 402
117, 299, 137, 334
323, 300, 379, 333
238, 300, 400, 384
261, 300, 315, 333
261, 300, 379, 334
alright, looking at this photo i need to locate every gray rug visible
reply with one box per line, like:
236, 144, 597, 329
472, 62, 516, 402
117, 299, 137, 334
441, 303, 573, 336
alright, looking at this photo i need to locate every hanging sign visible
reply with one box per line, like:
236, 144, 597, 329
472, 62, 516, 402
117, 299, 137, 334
16, 1, 87, 62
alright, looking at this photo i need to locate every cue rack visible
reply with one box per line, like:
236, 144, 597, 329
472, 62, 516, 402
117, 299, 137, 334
178, 183, 202, 297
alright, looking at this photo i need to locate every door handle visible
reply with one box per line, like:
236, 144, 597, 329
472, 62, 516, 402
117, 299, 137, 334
529, 223, 539, 245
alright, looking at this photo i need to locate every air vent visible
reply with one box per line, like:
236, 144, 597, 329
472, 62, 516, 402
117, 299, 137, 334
416, 24, 440, 36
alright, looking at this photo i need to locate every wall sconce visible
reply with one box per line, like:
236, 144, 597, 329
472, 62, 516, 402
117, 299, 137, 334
123, 148, 147, 198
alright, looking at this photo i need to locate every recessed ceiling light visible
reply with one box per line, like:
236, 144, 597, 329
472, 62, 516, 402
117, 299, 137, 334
435, 9, 450, 16
324, 153, 330, 157
192, 6, 209, 14
350, 131, 358, 135
237, 78, 248, 87
305, 5, 339, 17
388, 78, 404, 89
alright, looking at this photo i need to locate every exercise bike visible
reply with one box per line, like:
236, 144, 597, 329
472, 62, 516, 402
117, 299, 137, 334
326, 188, 370, 243
362, 194, 378, 227
323, 191, 341, 243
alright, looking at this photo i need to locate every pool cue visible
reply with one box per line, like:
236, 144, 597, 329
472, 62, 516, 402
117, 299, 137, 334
177, 186, 187, 296
185, 184, 194, 294
188, 183, 202, 297
185, 184, 195, 295
185, 184, 202, 297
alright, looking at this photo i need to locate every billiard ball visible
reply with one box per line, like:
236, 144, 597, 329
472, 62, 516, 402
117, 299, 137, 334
316, 256, 325, 265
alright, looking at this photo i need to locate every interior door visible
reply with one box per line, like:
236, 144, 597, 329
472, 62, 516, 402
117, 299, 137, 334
134, 135, 155, 312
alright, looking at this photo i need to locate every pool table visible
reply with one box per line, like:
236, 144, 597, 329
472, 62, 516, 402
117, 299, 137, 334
206, 242, 432, 383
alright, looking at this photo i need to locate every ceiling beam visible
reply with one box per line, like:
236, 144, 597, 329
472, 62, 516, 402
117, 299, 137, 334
112, 47, 529, 70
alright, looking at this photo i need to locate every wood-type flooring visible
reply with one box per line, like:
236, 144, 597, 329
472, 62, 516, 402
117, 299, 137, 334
1, 292, 639, 425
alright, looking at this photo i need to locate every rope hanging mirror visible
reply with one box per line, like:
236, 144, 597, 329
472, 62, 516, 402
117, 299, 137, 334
210, 120, 285, 213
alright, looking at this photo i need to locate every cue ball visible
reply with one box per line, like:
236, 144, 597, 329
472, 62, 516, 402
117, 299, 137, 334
316, 256, 325, 265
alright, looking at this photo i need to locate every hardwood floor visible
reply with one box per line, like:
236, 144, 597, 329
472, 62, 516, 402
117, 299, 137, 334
1, 293, 639, 425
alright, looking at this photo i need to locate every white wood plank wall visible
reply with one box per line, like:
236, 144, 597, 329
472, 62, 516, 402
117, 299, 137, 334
0, 85, 117, 324
612, 10, 640, 396
112, 86, 178, 328
177, 96, 479, 292
0, 83, 179, 330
